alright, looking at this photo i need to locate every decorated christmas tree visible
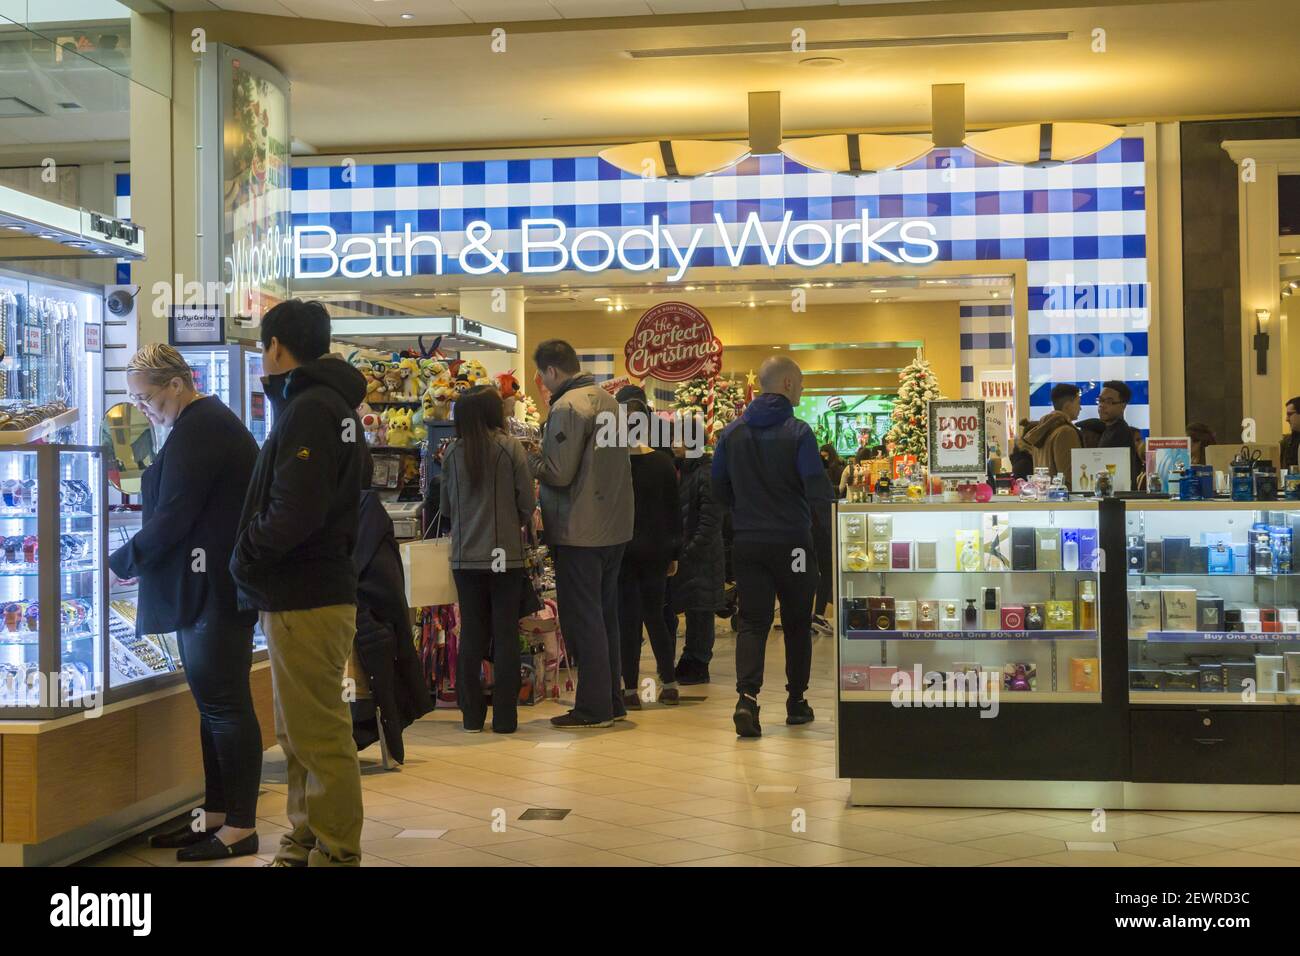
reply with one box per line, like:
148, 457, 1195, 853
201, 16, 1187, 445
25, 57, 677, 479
884, 349, 944, 465
670, 375, 747, 444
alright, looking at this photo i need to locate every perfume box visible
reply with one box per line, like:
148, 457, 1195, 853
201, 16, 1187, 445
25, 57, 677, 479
1241, 607, 1263, 633
1127, 535, 1145, 572
915, 539, 937, 570
1045, 599, 1075, 630
1001, 604, 1026, 630
1188, 545, 1209, 574
840, 665, 870, 691
1160, 588, 1198, 631
916, 599, 940, 630
890, 540, 913, 570
1128, 588, 1161, 635
867, 513, 893, 543
1024, 603, 1046, 630
1129, 669, 1163, 691
841, 540, 870, 572
867, 596, 896, 630
1163, 536, 1190, 573
1280, 608, 1299, 633
1207, 542, 1233, 575
1224, 608, 1243, 632
949, 663, 982, 692
869, 540, 891, 571
1002, 662, 1037, 691
868, 666, 899, 691
1160, 669, 1201, 692
1223, 662, 1256, 694
1070, 657, 1100, 692
1145, 540, 1164, 573
1199, 664, 1225, 692
980, 587, 1001, 630
1061, 529, 1081, 571
1232, 543, 1249, 572
1077, 528, 1100, 571
1035, 528, 1062, 571
938, 599, 962, 630
981, 513, 1012, 571
1196, 596, 1225, 632
1284, 652, 1300, 690
840, 513, 867, 545
954, 529, 982, 571
1261, 607, 1280, 633
895, 599, 917, 629
1011, 527, 1037, 570
843, 598, 870, 631
1256, 655, 1285, 694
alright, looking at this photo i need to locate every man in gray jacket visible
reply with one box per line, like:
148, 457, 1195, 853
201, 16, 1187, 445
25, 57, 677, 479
528, 339, 634, 728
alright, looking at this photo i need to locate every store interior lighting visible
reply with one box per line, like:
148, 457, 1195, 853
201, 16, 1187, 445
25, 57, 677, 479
598, 139, 750, 180
964, 121, 1123, 167
777, 132, 933, 176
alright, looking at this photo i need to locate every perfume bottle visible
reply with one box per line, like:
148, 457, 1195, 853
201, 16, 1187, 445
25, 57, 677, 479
963, 598, 978, 630
1208, 541, 1232, 575
1078, 580, 1097, 630
1046, 473, 1069, 502
981, 587, 1001, 630
1062, 532, 1079, 572
959, 536, 982, 572
1094, 470, 1113, 498
1025, 604, 1044, 629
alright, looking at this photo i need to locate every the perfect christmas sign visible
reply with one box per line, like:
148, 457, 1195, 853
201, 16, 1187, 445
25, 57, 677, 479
624, 302, 723, 383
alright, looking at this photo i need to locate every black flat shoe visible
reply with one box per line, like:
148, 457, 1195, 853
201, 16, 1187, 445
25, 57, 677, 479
176, 832, 259, 862
149, 822, 213, 849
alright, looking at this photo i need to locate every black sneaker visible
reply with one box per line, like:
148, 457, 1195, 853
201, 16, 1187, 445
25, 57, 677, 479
660, 686, 680, 706
675, 657, 711, 685
622, 690, 642, 711
551, 711, 613, 729
811, 614, 832, 636
733, 694, 761, 738
786, 697, 815, 725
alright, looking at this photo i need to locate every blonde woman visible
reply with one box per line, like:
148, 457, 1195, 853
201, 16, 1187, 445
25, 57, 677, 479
108, 344, 263, 862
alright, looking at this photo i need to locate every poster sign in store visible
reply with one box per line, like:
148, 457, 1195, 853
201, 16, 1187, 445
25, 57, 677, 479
83, 322, 102, 353
624, 302, 722, 383
927, 400, 988, 479
1145, 437, 1191, 492
600, 376, 631, 397
1071, 447, 1131, 494
23, 325, 42, 356
168, 305, 225, 346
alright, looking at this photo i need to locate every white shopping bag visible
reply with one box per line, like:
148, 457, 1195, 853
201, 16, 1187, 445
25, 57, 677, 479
400, 537, 457, 607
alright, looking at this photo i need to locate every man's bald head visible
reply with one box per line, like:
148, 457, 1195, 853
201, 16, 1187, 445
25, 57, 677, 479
758, 355, 804, 403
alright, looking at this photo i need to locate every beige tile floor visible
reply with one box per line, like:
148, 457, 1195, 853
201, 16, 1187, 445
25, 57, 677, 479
85, 629, 1300, 867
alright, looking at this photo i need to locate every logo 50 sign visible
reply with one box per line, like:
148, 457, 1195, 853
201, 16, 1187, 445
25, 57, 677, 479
624, 302, 722, 382
927, 399, 988, 478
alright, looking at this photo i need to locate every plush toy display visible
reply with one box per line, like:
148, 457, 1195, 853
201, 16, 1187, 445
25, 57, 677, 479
381, 365, 404, 400
383, 407, 414, 447
496, 370, 521, 402
430, 382, 455, 417
397, 357, 422, 401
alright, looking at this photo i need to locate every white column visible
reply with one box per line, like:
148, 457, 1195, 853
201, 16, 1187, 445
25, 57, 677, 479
457, 288, 526, 381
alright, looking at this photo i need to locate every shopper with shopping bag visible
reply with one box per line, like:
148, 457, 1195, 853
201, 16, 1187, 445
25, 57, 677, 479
439, 385, 535, 733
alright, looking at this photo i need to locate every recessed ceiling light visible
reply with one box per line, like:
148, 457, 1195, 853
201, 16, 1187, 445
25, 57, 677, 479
594, 296, 610, 302
798, 56, 844, 69
400, 13, 414, 19
4, 224, 26, 232
991, 292, 1000, 298
412, 292, 423, 297
37, 233, 57, 240
684, 286, 696, 292
869, 288, 887, 294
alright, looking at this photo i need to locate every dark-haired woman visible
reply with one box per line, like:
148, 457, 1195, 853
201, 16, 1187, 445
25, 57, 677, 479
440, 386, 535, 733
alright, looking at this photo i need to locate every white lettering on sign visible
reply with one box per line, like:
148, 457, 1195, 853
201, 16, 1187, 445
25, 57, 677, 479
292, 211, 939, 281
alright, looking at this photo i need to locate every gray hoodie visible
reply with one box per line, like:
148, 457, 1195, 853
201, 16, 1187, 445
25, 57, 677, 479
528, 373, 634, 548
439, 431, 535, 570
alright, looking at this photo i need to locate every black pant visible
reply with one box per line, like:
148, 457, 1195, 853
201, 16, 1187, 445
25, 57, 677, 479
812, 515, 833, 616
552, 543, 626, 723
666, 607, 715, 665
452, 568, 525, 732
619, 557, 674, 689
177, 620, 262, 829
733, 537, 818, 700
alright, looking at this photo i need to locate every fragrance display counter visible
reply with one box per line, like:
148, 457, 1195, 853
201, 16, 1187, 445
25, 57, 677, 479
836, 499, 1300, 812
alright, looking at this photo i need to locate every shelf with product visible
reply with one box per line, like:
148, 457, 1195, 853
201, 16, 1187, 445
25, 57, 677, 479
1124, 501, 1299, 706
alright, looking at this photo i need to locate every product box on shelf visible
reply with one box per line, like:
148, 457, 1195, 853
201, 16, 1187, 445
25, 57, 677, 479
1208, 541, 1233, 575
955, 529, 982, 572
1127, 534, 1145, 572
1196, 596, 1225, 632
1145, 539, 1164, 573
1281, 608, 1300, 633
1241, 607, 1262, 633
867, 513, 893, 544
869, 540, 891, 571
1285, 653, 1300, 690
981, 587, 1001, 629
1002, 662, 1037, 691
867, 596, 896, 630
868, 665, 899, 691
1012, 527, 1036, 571
1045, 599, 1075, 630
938, 599, 962, 630
1025, 603, 1046, 630
1034, 528, 1062, 571
1223, 662, 1255, 694
1077, 528, 1100, 571
843, 597, 870, 630
1256, 655, 1285, 694
1160, 588, 1198, 631
915, 539, 938, 570
950, 662, 982, 690
1232, 543, 1249, 572
981, 513, 1012, 571
891, 540, 913, 570
1129, 669, 1163, 691
1261, 607, 1281, 633
1163, 536, 1191, 574
916, 599, 940, 630
1198, 664, 1225, 692
1188, 545, 1209, 574
1160, 669, 1201, 693
895, 599, 917, 629
1070, 657, 1100, 691
1128, 588, 1161, 635
841, 665, 870, 691
1001, 604, 1026, 630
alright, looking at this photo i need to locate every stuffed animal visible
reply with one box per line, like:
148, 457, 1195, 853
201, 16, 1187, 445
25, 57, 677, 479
381, 365, 404, 401
462, 359, 489, 386
384, 408, 414, 447
429, 382, 454, 420
495, 370, 521, 402
359, 404, 385, 444
363, 369, 386, 405
452, 374, 473, 398
410, 400, 428, 443
398, 357, 422, 401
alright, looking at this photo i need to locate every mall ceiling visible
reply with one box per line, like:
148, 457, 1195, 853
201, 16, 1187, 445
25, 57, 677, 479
178, 0, 1300, 153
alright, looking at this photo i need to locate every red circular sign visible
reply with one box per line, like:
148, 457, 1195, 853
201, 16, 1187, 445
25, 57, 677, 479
624, 301, 723, 382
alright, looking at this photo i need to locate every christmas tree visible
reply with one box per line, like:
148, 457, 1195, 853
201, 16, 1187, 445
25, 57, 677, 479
670, 375, 747, 444
884, 349, 944, 465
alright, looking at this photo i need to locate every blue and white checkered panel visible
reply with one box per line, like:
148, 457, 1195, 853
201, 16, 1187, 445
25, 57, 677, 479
653, 386, 675, 407
578, 351, 615, 383
115, 172, 131, 284
959, 302, 1014, 400
288, 138, 1149, 426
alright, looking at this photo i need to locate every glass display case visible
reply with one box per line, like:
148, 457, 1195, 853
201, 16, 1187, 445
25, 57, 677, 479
838, 501, 1104, 703
106, 508, 183, 688
1124, 501, 1300, 704
176, 343, 273, 445
0, 444, 105, 716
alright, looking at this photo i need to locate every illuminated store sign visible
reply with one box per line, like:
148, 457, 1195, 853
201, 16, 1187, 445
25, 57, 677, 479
292, 210, 939, 282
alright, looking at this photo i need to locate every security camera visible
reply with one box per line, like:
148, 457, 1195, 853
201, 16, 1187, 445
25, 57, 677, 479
106, 286, 138, 316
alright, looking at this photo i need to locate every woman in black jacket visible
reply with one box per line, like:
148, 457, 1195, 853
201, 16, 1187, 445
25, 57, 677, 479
108, 344, 261, 862
666, 447, 723, 685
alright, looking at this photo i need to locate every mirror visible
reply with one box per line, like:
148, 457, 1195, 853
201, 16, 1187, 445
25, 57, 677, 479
100, 402, 157, 495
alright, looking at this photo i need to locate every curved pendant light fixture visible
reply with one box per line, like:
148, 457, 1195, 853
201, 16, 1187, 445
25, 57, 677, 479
964, 122, 1122, 167
598, 140, 750, 180
778, 133, 933, 175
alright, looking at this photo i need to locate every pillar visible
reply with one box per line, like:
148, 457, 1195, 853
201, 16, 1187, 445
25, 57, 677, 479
457, 287, 526, 386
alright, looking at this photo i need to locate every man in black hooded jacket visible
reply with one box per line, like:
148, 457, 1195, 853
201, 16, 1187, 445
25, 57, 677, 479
231, 298, 368, 867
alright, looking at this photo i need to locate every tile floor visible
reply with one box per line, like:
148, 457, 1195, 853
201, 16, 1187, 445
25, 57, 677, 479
85, 630, 1300, 867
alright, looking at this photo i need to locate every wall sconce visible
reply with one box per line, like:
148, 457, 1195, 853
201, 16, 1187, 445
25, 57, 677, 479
1254, 308, 1270, 375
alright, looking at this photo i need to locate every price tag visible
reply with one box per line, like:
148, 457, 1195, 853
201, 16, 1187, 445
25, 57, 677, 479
927, 399, 988, 479
23, 325, 42, 356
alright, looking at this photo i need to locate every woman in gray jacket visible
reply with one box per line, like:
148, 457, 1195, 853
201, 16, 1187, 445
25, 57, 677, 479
440, 386, 536, 733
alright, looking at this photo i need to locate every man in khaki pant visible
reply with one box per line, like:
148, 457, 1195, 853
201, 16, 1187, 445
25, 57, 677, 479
231, 300, 370, 867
